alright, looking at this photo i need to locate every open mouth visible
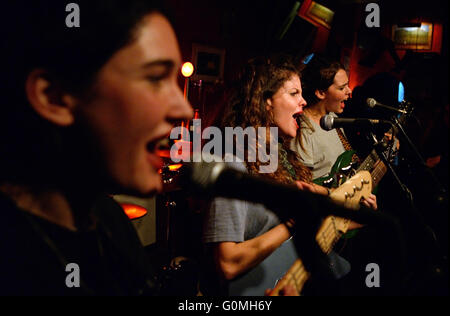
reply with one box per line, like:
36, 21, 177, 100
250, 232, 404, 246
146, 136, 170, 171
146, 134, 171, 155
293, 112, 302, 128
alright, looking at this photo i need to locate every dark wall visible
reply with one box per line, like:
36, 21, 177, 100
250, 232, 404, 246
167, 0, 301, 126
167, 0, 448, 138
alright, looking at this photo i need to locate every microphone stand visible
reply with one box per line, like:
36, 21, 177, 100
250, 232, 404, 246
368, 128, 446, 293
391, 115, 447, 205
190, 165, 405, 295
286, 199, 404, 295
388, 117, 447, 250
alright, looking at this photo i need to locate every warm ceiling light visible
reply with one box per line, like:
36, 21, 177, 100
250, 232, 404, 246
181, 62, 194, 78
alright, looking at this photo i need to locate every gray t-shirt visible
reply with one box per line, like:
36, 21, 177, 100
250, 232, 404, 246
200, 158, 350, 296
202, 160, 280, 244
291, 113, 346, 179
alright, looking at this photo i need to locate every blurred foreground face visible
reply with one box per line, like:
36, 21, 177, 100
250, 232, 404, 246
76, 13, 193, 196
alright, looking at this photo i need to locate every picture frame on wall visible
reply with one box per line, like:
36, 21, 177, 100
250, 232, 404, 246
304, 1, 334, 29
192, 44, 225, 82
392, 23, 433, 50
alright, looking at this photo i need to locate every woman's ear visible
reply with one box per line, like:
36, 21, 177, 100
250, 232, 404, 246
315, 89, 326, 100
265, 98, 273, 111
25, 69, 78, 127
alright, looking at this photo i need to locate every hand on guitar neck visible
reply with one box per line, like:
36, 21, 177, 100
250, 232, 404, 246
265, 284, 300, 296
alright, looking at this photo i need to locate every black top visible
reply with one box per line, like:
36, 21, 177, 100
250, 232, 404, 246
0, 193, 159, 296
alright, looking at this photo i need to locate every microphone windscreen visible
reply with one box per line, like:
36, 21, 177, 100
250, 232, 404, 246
319, 114, 334, 131
366, 98, 376, 108
181, 158, 226, 193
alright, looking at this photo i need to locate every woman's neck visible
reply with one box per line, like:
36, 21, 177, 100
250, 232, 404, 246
0, 183, 78, 231
304, 103, 327, 124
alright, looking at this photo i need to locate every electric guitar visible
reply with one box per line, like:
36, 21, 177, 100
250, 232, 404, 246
268, 171, 373, 296
267, 131, 405, 295
314, 101, 413, 189
230, 106, 413, 296
313, 138, 395, 190
229, 171, 372, 296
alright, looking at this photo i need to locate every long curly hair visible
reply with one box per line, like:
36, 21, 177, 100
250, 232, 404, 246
221, 55, 311, 184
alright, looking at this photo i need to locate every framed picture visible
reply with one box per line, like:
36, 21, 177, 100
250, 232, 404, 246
304, 1, 334, 29
192, 44, 225, 82
392, 23, 433, 50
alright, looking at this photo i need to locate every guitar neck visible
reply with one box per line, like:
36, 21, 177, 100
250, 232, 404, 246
271, 169, 375, 296
371, 160, 387, 187
356, 149, 378, 173
270, 216, 343, 296
269, 257, 310, 296
356, 150, 388, 188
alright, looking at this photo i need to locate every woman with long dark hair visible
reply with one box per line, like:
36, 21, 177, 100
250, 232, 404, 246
0, 0, 192, 295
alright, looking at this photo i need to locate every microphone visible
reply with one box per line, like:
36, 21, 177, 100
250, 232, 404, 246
366, 98, 407, 114
179, 158, 404, 280
320, 114, 391, 131
179, 158, 385, 226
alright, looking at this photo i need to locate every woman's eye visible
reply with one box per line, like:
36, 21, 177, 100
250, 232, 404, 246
146, 69, 171, 84
147, 75, 166, 83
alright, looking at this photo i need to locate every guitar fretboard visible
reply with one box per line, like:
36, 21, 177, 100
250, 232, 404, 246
356, 149, 387, 187
356, 150, 379, 173
270, 215, 344, 296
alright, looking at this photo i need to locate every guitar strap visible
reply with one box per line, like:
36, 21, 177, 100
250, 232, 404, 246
335, 128, 363, 240
335, 128, 360, 164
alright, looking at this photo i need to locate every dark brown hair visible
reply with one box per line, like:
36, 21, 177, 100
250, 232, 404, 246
222, 55, 312, 184
300, 54, 345, 107
0, 0, 169, 189
296, 54, 345, 150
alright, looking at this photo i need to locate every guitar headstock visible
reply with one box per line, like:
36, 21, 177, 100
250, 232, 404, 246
329, 171, 373, 210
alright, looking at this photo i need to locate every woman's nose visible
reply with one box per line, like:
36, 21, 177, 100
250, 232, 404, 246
168, 84, 194, 122
299, 96, 307, 107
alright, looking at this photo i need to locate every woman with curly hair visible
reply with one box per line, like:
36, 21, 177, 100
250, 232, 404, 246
200, 56, 366, 296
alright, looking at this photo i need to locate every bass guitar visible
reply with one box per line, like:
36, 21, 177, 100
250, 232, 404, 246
229, 171, 372, 296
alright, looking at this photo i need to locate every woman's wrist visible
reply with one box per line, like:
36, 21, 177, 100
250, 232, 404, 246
284, 219, 296, 235
313, 183, 330, 196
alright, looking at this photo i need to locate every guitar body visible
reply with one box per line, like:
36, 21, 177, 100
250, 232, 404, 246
230, 107, 409, 296
313, 150, 357, 188
229, 171, 373, 296
329, 171, 373, 209
314, 101, 409, 190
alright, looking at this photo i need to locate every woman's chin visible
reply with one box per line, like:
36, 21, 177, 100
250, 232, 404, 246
121, 173, 163, 197
144, 175, 163, 196
286, 129, 297, 139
